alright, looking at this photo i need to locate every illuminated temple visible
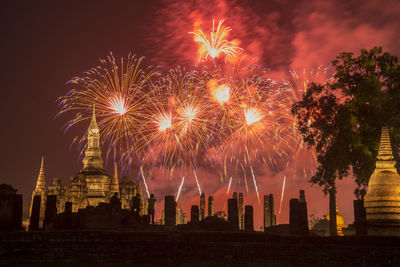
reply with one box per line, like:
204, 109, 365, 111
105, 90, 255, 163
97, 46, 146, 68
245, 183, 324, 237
364, 127, 400, 236
29, 107, 144, 226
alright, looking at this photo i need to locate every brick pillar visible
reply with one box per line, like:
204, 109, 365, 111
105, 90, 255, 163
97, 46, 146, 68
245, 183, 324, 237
232, 192, 238, 202
238, 193, 244, 230
200, 193, 205, 220
164, 195, 176, 226
191, 205, 199, 224
299, 190, 306, 203
353, 199, 367, 235
65, 202, 72, 214
244, 205, 253, 231
329, 190, 337, 236
289, 198, 309, 236
228, 198, 239, 231
269, 194, 275, 226
12, 194, 23, 231
264, 194, 274, 229
29, 195, 41, 230
208, 196, 214, 217
298, 190, 308, 234
44, 195, 57, 229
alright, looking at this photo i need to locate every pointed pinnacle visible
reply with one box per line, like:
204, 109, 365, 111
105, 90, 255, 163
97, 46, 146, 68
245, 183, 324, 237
377, 127, 394, 161
40, 156, 44, 172
35, 156, 46, 191
89, 104, 99, 130
113, 162, 118, 179
110, 162, 119, 193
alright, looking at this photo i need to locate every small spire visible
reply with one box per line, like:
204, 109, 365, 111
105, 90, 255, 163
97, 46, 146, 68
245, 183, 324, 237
110, 162, 119, 194
35, 156, 46, 191
377, 127, 394, 161
113, 163, 118, 178
88, 104, 99, 131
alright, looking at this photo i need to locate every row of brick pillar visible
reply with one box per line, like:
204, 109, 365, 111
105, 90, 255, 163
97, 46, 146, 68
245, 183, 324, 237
29, 195, 72, 230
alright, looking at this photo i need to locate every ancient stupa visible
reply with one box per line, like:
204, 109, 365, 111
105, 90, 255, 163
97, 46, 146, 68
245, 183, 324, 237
326, 206, 346, 236
364, 127, 400, 236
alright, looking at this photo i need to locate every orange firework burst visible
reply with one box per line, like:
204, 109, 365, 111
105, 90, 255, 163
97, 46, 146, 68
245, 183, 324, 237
190, 19, 242, 62
207, 79, 230, 105
56, 17, 340, 207
155, 112, 173, 131
244, 107, 263, 126
108, 94, 128, 115
141, 68, 217, 170
57, 52, 156, 166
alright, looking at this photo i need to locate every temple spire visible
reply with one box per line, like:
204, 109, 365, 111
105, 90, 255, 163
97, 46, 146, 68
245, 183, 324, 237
35, 156, 46, 191
82, 105, 104, 169
88, 105, 99, 132
377, 127, 394, 161
110, 163, 120, 194
375, 126, 397, 173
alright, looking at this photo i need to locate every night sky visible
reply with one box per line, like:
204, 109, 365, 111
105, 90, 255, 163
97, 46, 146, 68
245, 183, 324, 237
2, 0, 400, 228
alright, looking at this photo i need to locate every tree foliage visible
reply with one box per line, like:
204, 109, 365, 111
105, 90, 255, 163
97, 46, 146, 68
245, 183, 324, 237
292, 47, 400, 197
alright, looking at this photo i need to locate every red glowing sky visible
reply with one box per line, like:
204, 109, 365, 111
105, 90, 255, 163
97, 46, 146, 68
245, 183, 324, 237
1, 0, 400, 228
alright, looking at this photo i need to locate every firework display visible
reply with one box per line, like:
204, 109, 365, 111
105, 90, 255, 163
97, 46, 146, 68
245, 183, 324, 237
58, 53, 157, 166
191, 19, 242, 62
58, 19, 330, 205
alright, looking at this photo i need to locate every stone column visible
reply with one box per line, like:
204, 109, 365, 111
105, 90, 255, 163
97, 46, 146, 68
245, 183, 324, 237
329, 190, 337, 236
238, 193, 244, 230
29, 195, 41, 230
233, 192, 238, 200
164, 195, 176, 226
353, 199, 367, 235
208, 196, 214, 217
176, 207, 183, 225
191, 205, 199, 224
228, 198, 239, 231
299, 190, 306, 203
200, 193, 206, 220
269, 194, 275, 226
0, 185, 20, 231
12, 194, 23, 231
44, 195, 57, 229
289, 197, 309, 236
297, 190, 308, 234
62, 201, 74, 230
263, 195, 270, 230
244, 205, 253, 231
289, 198, 299, 235
65, 202, 72, 214
264, 194, 274, 229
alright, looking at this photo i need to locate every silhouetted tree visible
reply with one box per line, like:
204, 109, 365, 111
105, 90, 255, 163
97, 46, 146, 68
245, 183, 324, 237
292, 47, 400, 234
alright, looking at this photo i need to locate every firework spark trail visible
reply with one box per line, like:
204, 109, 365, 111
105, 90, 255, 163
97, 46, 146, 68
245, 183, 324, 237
140, 166, 151, 198
278, 175, 286, 216
250, 165, 260, 207
57, 20, 330, 207
190, 19, 242, 62
240, 164, 249, 193
176, 176, 185, 201
57, 52, 157, 170
272, 66, 334, 181
193, 169, 202, 195
141, 67, 220, 171
223, 176, 233, 211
